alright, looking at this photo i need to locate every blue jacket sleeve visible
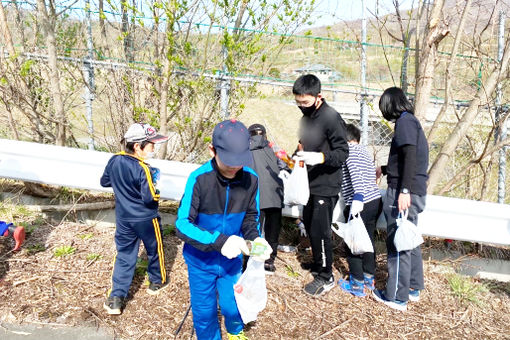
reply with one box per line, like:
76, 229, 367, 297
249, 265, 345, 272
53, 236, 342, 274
176, 174, 229, 252
100, 160, 111, 187
138, 162, 160, 205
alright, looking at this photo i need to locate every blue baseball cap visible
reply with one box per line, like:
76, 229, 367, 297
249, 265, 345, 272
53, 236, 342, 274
212, 119, 253, 167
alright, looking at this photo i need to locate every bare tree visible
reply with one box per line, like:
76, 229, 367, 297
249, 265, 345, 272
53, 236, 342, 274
427, 0, 472, 142
427, 37, 510, 193
36, 0, 67, 145
413, 0, 449, 122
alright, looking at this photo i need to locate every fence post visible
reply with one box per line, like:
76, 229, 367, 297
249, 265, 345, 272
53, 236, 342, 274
220, 45, 230, 119
84, 0, 95, 150
360, 0, 369, 145
496, 10, 507, 203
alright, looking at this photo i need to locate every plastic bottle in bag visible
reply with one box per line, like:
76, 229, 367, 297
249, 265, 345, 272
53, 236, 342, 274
274, 148, 295, 169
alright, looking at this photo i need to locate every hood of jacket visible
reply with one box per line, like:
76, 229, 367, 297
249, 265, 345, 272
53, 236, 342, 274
250, 134, 269, 150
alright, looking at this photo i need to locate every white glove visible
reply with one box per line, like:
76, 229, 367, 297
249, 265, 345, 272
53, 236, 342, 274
221, 235, 250, 259
250, 237, 273, 262
297, 221, 307, 237
296, 151, 324, 166
350, 199, 364, 216
278, 170, 290, 181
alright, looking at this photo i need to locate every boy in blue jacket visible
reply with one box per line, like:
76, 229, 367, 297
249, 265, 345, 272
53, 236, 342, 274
100, 123, 169, 315
176, 119, 271, 340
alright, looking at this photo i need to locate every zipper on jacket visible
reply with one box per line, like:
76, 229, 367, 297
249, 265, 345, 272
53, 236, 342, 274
223, 184, 230, 234
218, 184, 230, 275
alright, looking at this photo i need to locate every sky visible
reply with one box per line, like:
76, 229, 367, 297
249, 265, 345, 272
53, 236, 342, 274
309, 0, 414, 27
13, 0, 414, 31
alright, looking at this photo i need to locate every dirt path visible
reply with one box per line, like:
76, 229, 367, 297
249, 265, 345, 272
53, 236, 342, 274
1, 220, 509, 339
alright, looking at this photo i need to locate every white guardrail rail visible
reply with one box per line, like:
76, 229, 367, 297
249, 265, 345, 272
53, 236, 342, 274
0, 139, 509, 246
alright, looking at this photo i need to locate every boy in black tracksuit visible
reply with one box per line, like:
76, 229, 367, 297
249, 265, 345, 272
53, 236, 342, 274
100, 123, 169, 315
292, 74, 349, 296
248, 123, 284, 273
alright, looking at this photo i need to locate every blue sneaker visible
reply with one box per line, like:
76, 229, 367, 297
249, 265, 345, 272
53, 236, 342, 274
409, 289, 420, 302
338, 276, 366, 297
363, 273, 375, 291
372, 289, 407, 311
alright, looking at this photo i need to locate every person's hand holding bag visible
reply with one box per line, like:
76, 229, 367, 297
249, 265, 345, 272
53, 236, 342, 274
296, 151, 324, 166
250, 237, 272, 262
350, 199, 364, 215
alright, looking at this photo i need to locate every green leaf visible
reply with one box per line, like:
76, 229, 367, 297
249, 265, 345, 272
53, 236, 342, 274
54, 245, 76, 257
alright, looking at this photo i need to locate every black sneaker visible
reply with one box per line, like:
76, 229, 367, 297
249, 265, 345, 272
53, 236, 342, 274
300, 262, 319, 277
103, 296, 124, 315
147, 279, 170, 295
303, 275, 335, 296
264, 262, 276, 275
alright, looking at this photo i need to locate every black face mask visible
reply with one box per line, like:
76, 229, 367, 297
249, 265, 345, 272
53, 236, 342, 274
298, 97, 318, 116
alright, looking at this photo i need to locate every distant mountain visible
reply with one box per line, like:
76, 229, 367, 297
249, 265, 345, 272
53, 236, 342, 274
304, 0, 510, 41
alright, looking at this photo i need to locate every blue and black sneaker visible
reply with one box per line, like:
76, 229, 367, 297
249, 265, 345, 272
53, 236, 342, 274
409, 289, 420, 302
363, 273, 375, 291
338, 275, 366, 297
372, 289, 407, 311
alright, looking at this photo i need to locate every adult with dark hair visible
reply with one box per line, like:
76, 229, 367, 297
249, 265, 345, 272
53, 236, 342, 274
247, 123, 284, 273
337, 124, 382, 297
292, 74, 349, 296
372, 87, 429, 312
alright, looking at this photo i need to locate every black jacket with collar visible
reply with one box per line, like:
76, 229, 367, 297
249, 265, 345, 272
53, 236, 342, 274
298, 100, 349, 196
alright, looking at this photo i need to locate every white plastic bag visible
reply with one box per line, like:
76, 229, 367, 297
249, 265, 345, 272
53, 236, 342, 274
282, 161, 310, 206
331, 214, 374, 255
393, 210, 424, 252
234, 257, 267, 324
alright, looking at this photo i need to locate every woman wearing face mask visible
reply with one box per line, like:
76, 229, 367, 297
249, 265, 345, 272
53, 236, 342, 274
372, 87, 429, 312
100, 123, 170, 315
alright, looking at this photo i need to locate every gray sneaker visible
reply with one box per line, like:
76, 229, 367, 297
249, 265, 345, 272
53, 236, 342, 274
303, 276, 335, 296
147, 279, 170, 295
103, 296, 125, 315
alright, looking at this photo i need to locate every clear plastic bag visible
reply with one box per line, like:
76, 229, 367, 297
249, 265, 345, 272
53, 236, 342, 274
282, 161, 310, 206
331, 214, 374, 255
394, 210, 424, 252
233, 257, 267, 324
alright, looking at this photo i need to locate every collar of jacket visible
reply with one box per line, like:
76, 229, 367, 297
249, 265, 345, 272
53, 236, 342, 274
210, 158, 244, 185
115, 151, 147, 163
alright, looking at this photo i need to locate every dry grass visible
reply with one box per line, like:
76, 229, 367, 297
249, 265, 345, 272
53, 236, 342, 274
0, 216, 509, 340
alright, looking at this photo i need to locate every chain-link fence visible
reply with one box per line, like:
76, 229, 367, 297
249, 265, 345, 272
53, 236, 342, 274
0, 0, 509, 202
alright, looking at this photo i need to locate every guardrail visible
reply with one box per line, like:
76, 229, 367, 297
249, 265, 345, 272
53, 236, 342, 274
0, 139, 509, 246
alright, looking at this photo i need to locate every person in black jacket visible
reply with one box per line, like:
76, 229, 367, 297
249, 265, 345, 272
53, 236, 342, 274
100, 123, 169, 315
248, 123, 284, 273
292, 74, 349, 296
372, 87, 429, 312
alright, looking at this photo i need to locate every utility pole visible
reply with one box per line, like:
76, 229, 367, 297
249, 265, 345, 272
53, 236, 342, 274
360, 0, 368, 145
84, 0, 95, 150
495, 10, 506, 203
